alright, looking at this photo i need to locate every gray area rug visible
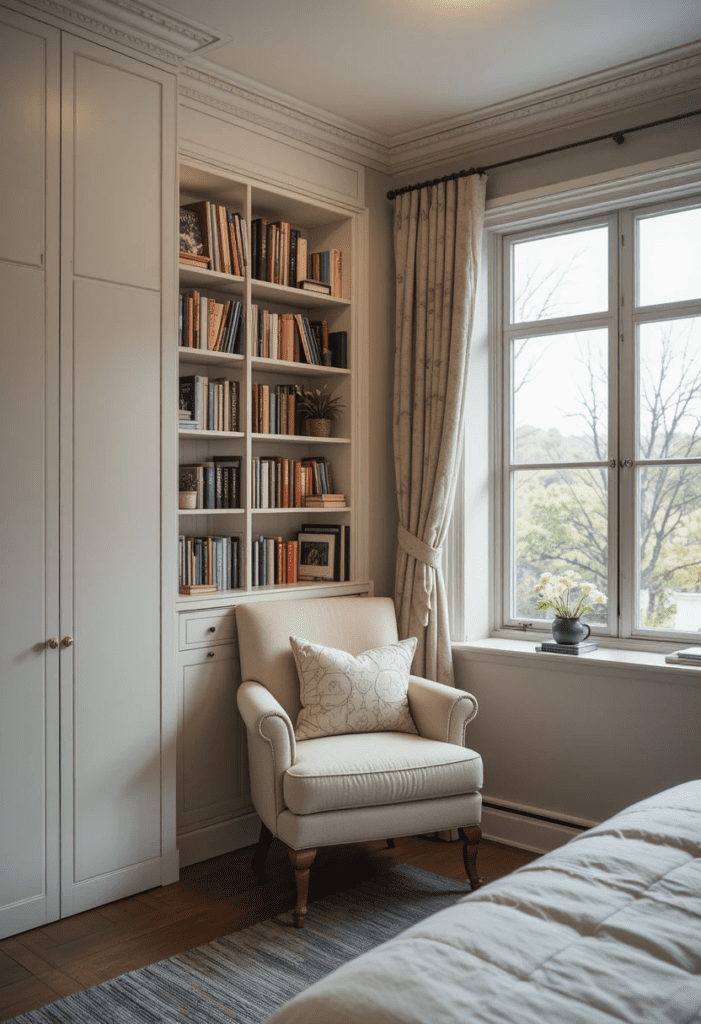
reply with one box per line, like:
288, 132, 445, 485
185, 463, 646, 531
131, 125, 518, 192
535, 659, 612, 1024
9, 865, 471, 1024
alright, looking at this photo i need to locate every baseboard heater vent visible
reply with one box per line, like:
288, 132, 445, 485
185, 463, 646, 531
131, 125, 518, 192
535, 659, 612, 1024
481, 799, 596, 855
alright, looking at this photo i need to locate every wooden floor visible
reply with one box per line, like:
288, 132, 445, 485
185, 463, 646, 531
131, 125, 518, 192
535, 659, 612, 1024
0, 834, 537, 1021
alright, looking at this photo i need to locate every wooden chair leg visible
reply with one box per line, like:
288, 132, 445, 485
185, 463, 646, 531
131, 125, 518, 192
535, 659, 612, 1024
458, 824, 483, 890
288, 847, 317, 928
251, 822, 274, 883
386, 838, 396, 849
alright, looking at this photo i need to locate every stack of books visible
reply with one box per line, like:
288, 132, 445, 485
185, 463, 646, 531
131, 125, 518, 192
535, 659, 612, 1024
251, 536, 299, 586
536, 640, 598, 656
665, 646, 701, 667
304, 494, 346, 508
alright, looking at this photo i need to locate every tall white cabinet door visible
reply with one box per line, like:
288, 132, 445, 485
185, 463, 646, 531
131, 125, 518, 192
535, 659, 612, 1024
59, 35, 177, 916
0, 10, 61, 940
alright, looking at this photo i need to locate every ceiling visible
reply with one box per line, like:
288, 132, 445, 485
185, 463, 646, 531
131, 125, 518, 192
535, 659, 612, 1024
156, 0, 701, 138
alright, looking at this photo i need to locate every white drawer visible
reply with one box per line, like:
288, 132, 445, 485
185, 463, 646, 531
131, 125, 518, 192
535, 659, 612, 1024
180, 609, 238, 649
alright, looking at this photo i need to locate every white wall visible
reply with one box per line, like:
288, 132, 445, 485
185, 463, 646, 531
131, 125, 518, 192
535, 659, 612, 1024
391, 95, 701, 834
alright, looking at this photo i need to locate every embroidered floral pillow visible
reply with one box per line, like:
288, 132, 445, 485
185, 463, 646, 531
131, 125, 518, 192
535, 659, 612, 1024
290, 635, 418, 740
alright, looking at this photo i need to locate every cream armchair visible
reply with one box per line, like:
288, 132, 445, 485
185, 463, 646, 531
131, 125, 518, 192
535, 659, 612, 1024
236, 596, 483, 927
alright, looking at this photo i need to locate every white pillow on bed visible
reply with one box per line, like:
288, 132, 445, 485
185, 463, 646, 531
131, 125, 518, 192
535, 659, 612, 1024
290, 635, 418, 740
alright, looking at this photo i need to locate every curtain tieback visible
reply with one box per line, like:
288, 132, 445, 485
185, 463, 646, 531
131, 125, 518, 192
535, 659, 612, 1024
397, 522, 442, 569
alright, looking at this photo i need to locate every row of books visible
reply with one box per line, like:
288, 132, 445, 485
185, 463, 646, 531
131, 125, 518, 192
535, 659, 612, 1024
179, 456, 242, 510
252, 383, 299, 435
251, 524, 350, 586
178, 292, 244, 354
250, 219, 305, 288
251, 456, 333, 509
180, 376, 240, 433
308, 249, 342, 298
179, 534, 242, 592
250, 307, 347, 368
252, 536, 300, 586
179, 201, 248, 276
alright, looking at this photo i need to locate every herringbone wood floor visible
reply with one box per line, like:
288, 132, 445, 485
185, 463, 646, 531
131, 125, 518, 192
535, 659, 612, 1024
0, 834, 537, 1020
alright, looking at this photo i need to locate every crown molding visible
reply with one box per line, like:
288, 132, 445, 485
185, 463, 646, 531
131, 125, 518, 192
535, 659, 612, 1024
17, 0, 230, 65
179, 59, 392, 174
387, 41, 701, 176
179, 40, 700, 179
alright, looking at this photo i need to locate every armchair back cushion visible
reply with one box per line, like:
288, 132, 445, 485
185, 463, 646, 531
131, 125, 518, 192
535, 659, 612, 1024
236, 597, 400, 722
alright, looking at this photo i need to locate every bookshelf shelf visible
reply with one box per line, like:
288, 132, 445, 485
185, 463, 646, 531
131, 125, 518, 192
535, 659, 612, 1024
179, 264, 245, 295
251, 279, 350, 310
180, 349, 245, 368
250, 433, 350, 444
251, 357, 349, 377
179, 430, 245, 440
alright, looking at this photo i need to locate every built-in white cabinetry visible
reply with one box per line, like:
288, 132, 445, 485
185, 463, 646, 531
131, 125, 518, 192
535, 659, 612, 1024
0, 5, 177, 939
174, 160, 372, 863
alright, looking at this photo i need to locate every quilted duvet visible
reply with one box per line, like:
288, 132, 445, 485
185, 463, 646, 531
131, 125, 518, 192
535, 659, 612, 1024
267, 780, 701, 1024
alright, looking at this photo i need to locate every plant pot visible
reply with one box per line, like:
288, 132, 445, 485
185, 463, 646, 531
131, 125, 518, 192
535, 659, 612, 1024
178, 491, 197, 509
551, 615, 591, 645
306, 418, 332, 437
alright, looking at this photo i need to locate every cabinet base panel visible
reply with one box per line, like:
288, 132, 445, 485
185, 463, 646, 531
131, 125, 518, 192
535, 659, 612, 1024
178, 812, 260, 868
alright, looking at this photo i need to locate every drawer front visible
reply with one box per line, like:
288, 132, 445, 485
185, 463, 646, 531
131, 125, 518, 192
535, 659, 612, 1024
180, 609, 238, 649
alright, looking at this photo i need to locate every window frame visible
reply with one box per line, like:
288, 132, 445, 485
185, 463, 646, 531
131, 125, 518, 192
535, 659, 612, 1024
444, 151, 701, 651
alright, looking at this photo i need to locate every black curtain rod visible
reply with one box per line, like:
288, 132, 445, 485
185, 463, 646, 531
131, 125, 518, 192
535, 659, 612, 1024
386, 108, 701, 200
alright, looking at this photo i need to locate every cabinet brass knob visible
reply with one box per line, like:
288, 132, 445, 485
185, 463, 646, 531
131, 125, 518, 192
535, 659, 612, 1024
47, 638, 59, 649
61, 636, 74, 647
207, 651, 215, 658
209, 626, 216, 633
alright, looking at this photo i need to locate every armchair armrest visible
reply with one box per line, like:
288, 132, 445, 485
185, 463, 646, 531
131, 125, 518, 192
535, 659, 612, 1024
237, 680, 297, 832
408, 675, 478, 747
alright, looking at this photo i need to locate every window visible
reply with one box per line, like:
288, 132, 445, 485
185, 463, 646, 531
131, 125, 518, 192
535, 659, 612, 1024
499, 197, 701, 642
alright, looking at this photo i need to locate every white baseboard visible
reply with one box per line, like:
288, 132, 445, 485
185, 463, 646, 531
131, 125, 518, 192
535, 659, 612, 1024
482, 805, 585, 855
178, 812, 261, 868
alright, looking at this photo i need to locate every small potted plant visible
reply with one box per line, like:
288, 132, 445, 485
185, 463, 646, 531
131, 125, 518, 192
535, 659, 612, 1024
534, 570, 607, 644
294, 385, 344, 437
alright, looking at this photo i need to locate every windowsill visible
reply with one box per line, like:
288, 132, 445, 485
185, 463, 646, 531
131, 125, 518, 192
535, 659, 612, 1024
452, 636, 701, 686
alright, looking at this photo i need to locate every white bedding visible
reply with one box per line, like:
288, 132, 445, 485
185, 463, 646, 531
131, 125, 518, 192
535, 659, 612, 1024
267, 781, 701, 1023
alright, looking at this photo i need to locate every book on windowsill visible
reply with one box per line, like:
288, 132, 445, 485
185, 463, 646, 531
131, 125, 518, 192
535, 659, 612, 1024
536, 641, 598, 655
179, 584, 218, 595
665, 648, 701, 667
297, 279, 332, 294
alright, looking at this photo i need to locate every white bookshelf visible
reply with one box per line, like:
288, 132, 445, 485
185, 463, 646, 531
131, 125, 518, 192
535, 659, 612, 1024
177, 159, 365, 603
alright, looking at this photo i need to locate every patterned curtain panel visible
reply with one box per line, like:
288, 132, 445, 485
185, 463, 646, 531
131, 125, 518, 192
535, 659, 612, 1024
393, 174, 486, 684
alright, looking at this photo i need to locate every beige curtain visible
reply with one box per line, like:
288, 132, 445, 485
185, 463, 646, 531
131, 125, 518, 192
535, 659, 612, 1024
393, 174, 486, 684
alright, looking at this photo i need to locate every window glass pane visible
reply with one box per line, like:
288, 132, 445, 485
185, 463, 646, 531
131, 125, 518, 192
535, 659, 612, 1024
637, 317, 701, 460
637, 207, 701, 307
512, 329, 608, 464
512, 468, 608, 621
638, 465, 701, 630
511, 226, 608, 324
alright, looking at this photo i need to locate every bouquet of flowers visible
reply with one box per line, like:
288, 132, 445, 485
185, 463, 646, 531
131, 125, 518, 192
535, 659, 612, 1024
534, 570, 607, 618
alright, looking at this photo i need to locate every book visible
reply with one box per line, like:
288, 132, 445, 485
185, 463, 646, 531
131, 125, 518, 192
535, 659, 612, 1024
180, 201, 212, 265
297, 278, 331, 294
179, 584, 218, 595
300, 522, 343, 580
668, 646, 701, 661
664, 652, 701, 667
328, 330, 348, 368
536, 641, 598, 655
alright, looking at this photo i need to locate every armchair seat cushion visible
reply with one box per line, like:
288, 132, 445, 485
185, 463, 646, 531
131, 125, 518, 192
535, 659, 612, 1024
283, 732, 482, 816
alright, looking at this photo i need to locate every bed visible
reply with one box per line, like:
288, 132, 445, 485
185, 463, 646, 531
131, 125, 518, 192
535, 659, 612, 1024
267, 780, 701, 1023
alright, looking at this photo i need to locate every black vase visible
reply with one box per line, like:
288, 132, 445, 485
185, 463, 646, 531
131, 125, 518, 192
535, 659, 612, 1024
551, 616, 591, 645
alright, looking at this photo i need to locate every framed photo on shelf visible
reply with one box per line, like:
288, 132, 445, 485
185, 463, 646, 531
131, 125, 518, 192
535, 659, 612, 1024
297, 532, 335, 581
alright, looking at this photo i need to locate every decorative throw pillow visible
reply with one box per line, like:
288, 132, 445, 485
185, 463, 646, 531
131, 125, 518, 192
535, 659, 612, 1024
290, 635, 418, 741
